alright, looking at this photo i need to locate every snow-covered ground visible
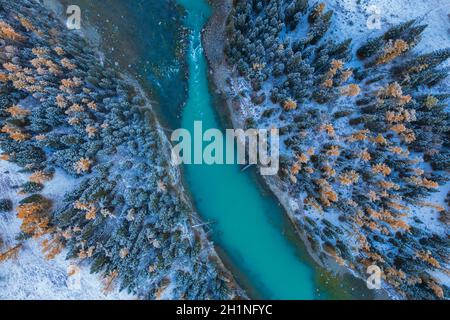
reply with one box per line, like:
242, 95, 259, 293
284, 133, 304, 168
0, 158, 134, 300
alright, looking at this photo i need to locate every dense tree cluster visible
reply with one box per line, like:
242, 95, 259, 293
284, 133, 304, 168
225, 1, 449, 299
0, 0, 238, 299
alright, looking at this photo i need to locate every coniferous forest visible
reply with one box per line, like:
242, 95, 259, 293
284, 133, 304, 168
0, 0, 449, 301
224, 0, 449, 299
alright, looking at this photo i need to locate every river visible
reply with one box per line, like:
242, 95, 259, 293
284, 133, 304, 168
59, 0, 374, 300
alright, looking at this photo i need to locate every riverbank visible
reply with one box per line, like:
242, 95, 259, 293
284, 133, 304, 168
201, 0, 396, 299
